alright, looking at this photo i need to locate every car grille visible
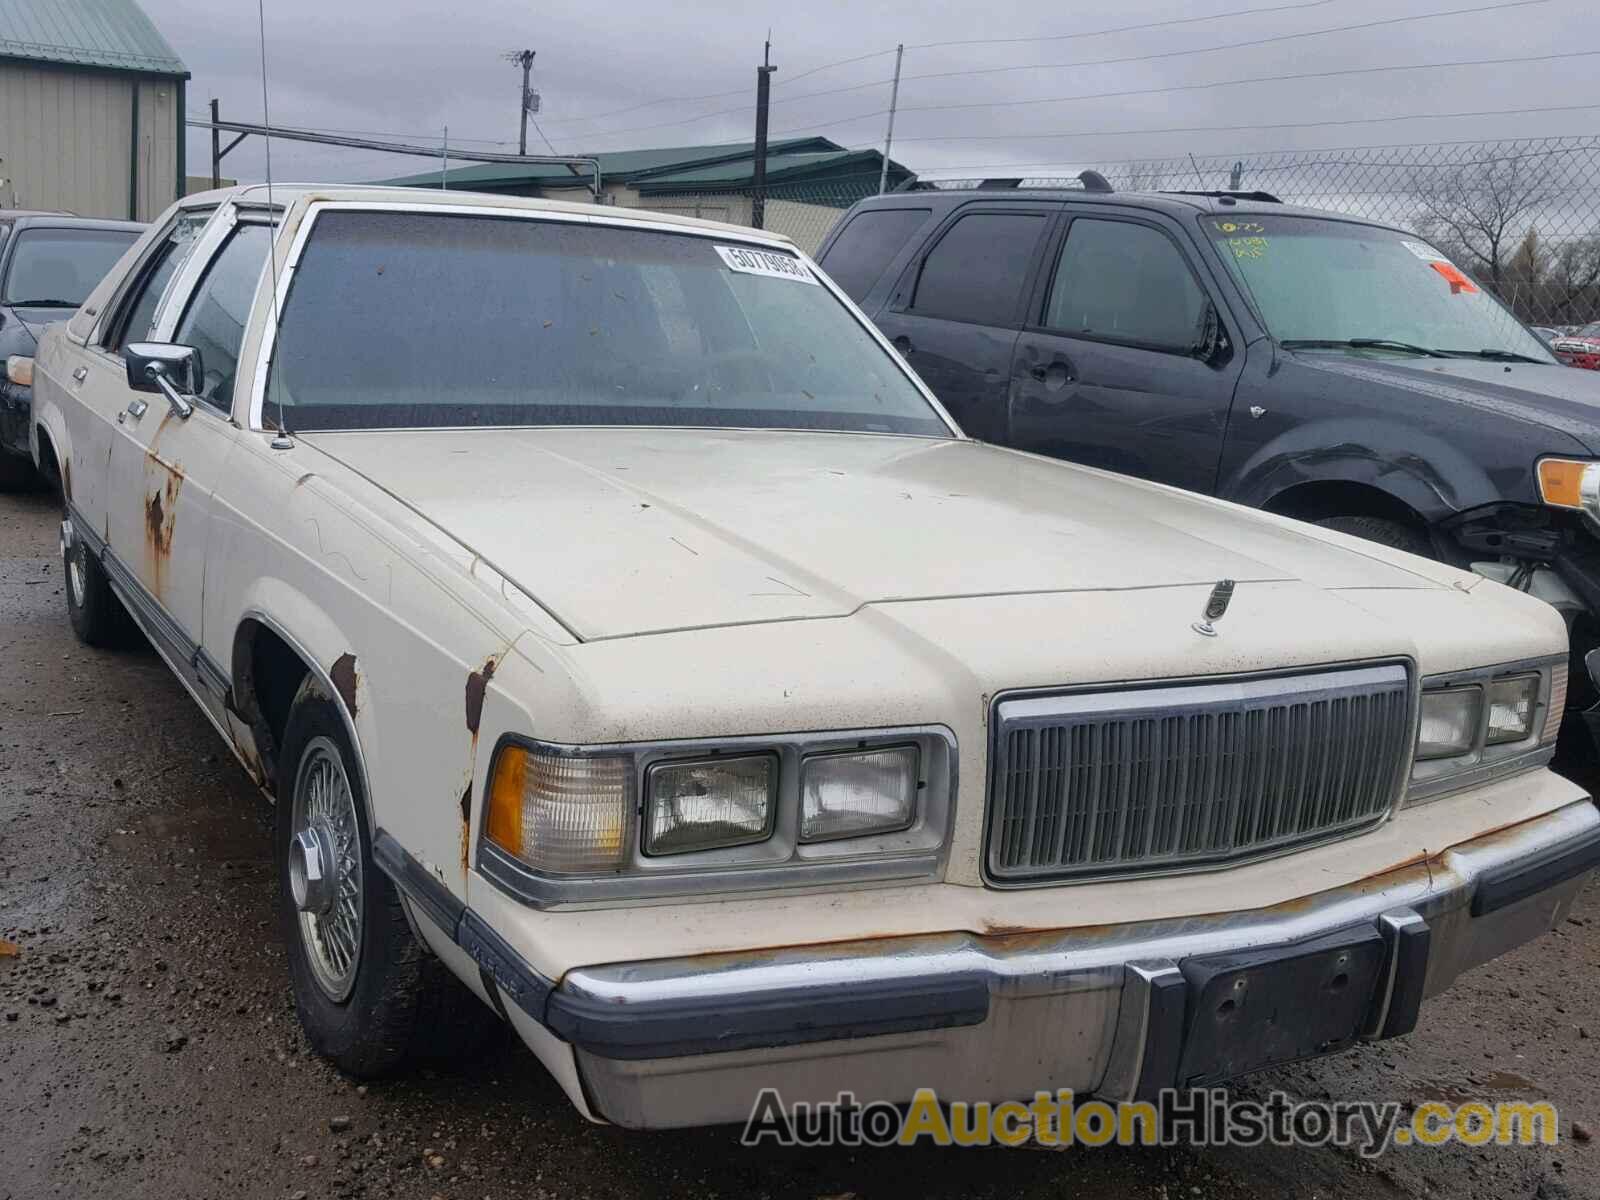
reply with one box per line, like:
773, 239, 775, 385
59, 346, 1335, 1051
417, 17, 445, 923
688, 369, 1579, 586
986, 664, 1413, 883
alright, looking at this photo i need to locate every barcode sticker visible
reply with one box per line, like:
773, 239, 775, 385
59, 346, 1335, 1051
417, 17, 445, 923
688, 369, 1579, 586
714, 245, 818, 284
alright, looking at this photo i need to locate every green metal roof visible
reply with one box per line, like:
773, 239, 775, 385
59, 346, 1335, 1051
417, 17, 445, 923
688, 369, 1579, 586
377, 138, 847, 189
0, 0, 187, 76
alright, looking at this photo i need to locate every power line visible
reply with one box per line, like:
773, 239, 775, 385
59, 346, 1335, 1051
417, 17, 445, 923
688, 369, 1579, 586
845, 101, 1600, 146
904, 0, 1338, 48
777, 47, 1600, 134
889, 0, 1549, 88
540, 0, 1548, 145
538, 0, 1356, 128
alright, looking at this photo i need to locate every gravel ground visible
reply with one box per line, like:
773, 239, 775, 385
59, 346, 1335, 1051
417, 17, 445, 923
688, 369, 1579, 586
2, 486, 1597, 1200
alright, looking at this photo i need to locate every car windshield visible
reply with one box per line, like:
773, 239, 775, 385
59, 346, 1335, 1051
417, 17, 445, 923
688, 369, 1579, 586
265, 210, 950, 436
1203, 213, 1555, 363
2, 227, 139, 307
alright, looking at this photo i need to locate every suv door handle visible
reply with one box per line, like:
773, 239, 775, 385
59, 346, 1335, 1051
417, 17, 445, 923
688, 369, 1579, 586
72, 366, 88, 383
1029, 360, 1075, 389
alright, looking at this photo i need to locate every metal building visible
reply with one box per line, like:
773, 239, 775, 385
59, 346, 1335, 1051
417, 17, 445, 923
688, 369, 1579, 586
0, 0, 188, 220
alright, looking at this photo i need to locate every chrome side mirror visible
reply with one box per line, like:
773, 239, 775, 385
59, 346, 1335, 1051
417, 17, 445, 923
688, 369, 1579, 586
123, 342, 202, 419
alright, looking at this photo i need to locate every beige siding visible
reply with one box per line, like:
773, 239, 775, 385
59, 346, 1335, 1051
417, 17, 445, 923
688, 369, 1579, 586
0, 60, 179, 219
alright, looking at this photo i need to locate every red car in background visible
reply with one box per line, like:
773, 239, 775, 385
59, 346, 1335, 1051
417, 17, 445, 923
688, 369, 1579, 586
1553, 321, 1600, 369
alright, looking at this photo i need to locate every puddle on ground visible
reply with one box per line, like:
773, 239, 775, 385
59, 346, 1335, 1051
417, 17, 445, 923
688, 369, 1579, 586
1410, 1071, 1545, 1106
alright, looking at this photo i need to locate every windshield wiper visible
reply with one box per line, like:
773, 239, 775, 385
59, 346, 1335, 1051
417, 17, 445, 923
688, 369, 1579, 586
6, 298, 78, 308
1438, 348, 1548, 364
1280, 338, 1448, 358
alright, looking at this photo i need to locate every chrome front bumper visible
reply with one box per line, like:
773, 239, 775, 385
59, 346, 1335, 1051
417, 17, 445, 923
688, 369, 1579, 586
550, 801, 1600, 1129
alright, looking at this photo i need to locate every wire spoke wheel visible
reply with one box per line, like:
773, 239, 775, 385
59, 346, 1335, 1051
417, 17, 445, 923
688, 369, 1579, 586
290, 736, 364, 1002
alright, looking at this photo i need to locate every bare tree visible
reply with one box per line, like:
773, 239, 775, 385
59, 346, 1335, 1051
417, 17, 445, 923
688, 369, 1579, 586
1545, 235, 1600, 324
1411, 155, 1555, 290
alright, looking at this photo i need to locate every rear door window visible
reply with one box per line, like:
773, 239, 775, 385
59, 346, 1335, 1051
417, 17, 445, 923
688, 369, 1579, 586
1044, 217, 1207, 351
818, 208, 930, 302
909, 211, 1048, 326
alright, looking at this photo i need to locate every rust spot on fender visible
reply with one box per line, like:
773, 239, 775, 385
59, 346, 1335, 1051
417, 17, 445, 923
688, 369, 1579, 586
294, 472, 314, 488
61, 457, 72, 501
465, 656, 498, 735
460, 786, 472, 874
330, 653, 359, 717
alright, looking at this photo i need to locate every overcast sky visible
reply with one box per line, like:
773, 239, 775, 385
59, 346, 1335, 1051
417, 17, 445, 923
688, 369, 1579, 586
140, 0, 1595, 186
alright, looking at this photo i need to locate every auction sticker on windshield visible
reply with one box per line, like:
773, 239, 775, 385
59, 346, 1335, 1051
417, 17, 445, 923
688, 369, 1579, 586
715, 244, 819, 284
1401, 240, 1450, 263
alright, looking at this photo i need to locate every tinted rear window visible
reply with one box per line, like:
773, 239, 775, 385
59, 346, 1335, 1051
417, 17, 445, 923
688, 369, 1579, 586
910, 211, 1047, 326
818, 207, 930, 302
266, 211, 947, 436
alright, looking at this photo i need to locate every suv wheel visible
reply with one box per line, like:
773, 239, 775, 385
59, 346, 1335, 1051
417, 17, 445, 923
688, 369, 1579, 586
277, 678, 498, 1077
1313, 515, 1432, 559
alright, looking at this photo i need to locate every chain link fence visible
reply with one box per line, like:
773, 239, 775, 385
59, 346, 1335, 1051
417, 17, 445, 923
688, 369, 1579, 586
622, 137, 1600, 330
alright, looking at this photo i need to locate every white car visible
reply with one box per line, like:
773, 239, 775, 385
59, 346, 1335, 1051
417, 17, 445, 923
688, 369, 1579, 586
19, 185, 1600, 1129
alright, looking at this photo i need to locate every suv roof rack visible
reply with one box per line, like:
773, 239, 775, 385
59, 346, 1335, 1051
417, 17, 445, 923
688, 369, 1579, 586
1159, 190, 1282, 203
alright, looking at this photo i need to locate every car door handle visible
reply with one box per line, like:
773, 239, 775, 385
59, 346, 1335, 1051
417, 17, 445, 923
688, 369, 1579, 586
72, 366, 88, 383
1029, 360, 1075, 389
125, 398, 148, 420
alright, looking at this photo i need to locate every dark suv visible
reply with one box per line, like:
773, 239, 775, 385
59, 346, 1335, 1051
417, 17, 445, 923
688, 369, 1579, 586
818, 183, 1600, 753
0, 211, 144, 488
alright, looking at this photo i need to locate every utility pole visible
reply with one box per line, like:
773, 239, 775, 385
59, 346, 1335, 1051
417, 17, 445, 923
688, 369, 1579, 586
504, 49, 537, 156
441, 125, 448, 190
751, 36, 775, 230
210, 97, 221, 188
878, 44, 904, 194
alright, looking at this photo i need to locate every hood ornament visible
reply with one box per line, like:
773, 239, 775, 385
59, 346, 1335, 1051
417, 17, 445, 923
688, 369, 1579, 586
1192, 579, 1235, 637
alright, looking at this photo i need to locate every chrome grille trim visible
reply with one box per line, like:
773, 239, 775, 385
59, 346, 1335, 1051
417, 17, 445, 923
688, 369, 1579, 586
985, 664, 1414, 884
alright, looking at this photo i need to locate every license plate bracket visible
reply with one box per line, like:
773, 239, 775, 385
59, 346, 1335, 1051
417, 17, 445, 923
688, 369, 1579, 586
1176, 923, 1386, 1088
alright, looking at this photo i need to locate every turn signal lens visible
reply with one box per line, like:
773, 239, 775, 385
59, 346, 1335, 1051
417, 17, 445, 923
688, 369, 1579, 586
1544, 662, 1568, 743
1537, 458, 1598, 511
4, 355, 32, 387
484, 744, 628, 874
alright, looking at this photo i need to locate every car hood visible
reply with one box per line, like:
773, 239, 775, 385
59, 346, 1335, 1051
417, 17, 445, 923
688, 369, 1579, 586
306, 427, 1453, 640
1294, 353, 1600, 453
5, 304, 73, 341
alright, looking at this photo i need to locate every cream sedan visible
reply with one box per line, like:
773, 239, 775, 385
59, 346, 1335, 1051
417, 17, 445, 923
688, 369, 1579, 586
18, 184, 1600, 1128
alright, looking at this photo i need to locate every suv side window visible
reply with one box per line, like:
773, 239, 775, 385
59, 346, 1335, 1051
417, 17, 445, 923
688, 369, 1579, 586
818, 208, 930, 303
172, 223, 273, 413
910, 211, 1047, 326
1044, 217, 1207, 350
105, 209, 213, 352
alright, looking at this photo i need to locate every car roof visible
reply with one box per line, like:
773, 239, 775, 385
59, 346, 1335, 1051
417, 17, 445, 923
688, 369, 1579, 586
0, 213, 147, 234
178, 183, 801, 247
846, 187, 1403, 232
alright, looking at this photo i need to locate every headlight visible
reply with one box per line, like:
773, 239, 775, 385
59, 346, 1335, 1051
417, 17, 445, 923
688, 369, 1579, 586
476, 729, 955, 905
800, 745, 918, 842
1408, 659, 1563, 805
1536, 457, 1600, 519
1485, 674, 1538, 745
644, 754, 775, 855
1417, 687, 1482, 759
4, 355, 32, 387
484, 744, 628, 873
